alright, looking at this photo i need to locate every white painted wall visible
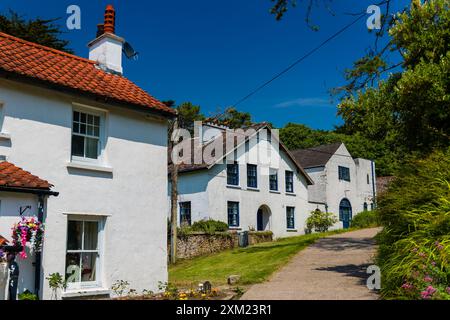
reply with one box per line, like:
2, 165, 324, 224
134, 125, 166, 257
0, 78, 169, 299
174, 132, 311, 239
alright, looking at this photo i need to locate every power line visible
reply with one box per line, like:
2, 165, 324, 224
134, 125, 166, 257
232, 12, 367, 108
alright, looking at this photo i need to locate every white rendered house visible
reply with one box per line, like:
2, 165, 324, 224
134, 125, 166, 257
171, 123, 314, 239
0, 5, 175, 299
291, 143, 377, 229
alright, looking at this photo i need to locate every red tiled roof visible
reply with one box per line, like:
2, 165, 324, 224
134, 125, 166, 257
0, 235, 8, 246
0, 32, 175, 117
0, 161, 53, 190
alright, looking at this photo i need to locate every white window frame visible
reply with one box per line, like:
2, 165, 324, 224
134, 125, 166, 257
71, 103, 107, 165
65, 215, 105, 291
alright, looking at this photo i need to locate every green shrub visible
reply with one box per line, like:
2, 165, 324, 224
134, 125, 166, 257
306, 209, 338, 233
177, 219, 229, 236
377, 149, 450, 300
18, 290, 38, 300
190, 219, 229, 234
351, 210, 381, 229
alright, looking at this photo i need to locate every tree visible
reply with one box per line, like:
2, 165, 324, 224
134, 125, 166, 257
177, 102, 205, 132
336, 0, 450, 173
210, 107, 253, 129
0, 10, 72, 53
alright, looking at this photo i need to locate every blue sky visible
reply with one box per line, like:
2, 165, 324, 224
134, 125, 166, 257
0, 0, 409, 130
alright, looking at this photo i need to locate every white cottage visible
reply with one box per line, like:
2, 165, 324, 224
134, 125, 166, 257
171, 123, 314, 239
0, 5, 175, 299
291, 143, 377, 229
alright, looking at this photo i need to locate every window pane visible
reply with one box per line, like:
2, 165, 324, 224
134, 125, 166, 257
87, 114, 94, 125
73, 122, 80, 134
84, 222, 99, 250
66, 253, 81, 283
71, 135, 84, 157
81, 253, 97, 282
87, 125, 93, 136
80, 112, 86, 124
67, 221, 82, 250
93, 126, 100, 137
85, 137, 99, 159
74, 111, 80, 122
94, 116, 100, 126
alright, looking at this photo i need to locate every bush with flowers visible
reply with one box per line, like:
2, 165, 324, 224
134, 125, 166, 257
11, 216, 44, 259
377, 149, 450, 300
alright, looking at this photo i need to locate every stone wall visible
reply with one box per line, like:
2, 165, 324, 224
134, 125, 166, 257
172, 231, 273, 260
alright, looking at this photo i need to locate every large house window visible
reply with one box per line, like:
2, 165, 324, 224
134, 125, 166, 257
180, 202, 192, 226
269, 169, 278, 191
72, 111, 101, 160
247, 164, 258, 188
227, 201, 240, 227
338, 166, 351, 182
286, 207, 295, 229
65, 218, 103, 289
285, 171, 294, 193
227, 163, 239, 186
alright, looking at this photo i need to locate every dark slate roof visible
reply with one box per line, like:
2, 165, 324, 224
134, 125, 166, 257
291, 142, 343, 169
169, 123, 314, 185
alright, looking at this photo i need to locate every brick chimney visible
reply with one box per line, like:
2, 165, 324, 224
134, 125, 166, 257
88, 5, 125, 75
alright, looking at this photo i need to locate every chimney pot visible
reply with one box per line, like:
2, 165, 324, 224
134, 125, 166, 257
103, 5, 116, 34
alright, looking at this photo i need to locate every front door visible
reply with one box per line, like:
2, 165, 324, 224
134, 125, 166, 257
257, 209, 263, 231
339, 199, 353, 229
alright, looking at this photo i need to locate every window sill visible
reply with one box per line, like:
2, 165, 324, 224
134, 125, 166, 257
286, 192, 296, 197
287, 229, 298, 233
228, 227, 242, 231
226, 185, 242, 190
269, 190, 281, 194
0, 132, 11, 141
62, 288, 111, 299
246, 187, 260, 192
67, 161, 113, 174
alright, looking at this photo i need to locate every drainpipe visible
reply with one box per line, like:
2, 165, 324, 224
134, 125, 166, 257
34, 194, 45, 298
371, 160, 376, 209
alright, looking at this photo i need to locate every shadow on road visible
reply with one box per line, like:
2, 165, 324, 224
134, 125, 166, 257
315, 263, 372, 285
312, 237, 375, 251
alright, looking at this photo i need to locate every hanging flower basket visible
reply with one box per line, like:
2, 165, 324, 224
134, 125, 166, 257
11, 217, 44, 259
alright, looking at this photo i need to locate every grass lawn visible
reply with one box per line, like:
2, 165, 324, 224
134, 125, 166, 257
169, 229, 351, 287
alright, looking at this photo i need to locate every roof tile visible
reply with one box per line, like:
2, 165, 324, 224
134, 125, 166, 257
0, 161, 53, 190
0, 32, 175, 117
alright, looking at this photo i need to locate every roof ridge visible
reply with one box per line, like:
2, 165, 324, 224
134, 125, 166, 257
294, 141, 343, 152
0, 31, 96, 65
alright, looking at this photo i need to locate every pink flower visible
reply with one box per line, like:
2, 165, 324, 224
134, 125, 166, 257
423, 276, 433, 283
420, 286, 436, 300
446, 287, 450, 295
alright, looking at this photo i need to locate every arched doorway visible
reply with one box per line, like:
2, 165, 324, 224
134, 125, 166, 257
257, 205, 271, 231
339, 199, 353, 229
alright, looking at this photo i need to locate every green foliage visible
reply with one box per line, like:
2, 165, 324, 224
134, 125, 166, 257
190, 219, 229, 234
306, 209, 338, 233
336, 0, 450, 175
177, 102, 205, 132
376, 148, 450, 299
178, 219, 229, 237
351, 210, 381, 229
46, 272, 67, 300
0, 10, 72, 53
111, 280, 130, 297
18, 290, 38, 300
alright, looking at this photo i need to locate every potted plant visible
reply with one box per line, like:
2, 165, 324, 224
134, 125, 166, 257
11, 216, 44, 259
